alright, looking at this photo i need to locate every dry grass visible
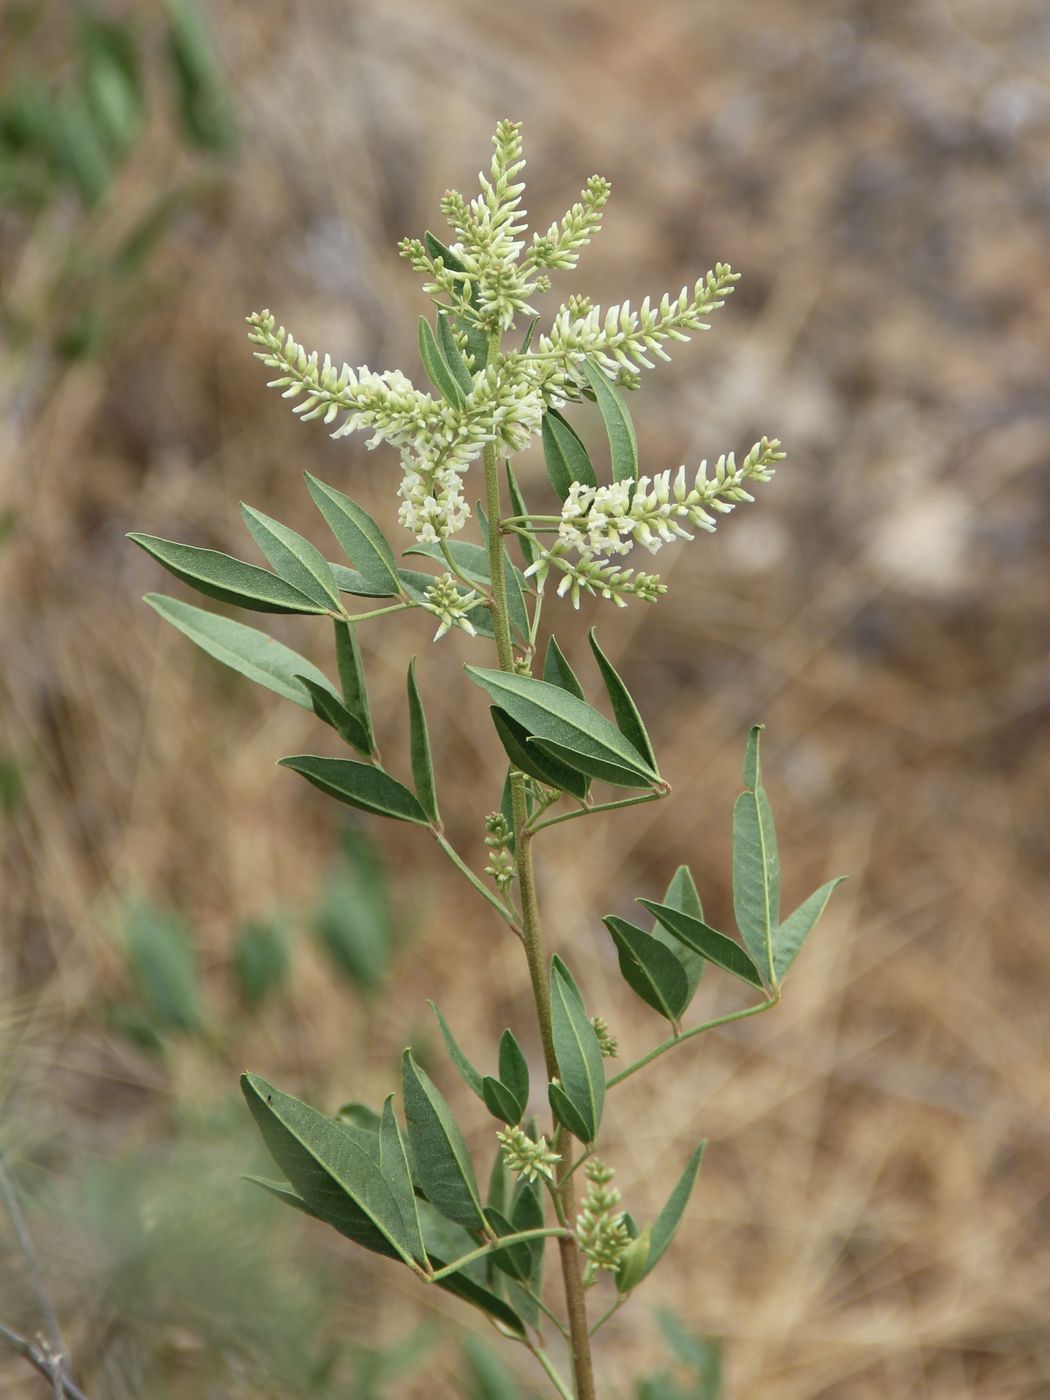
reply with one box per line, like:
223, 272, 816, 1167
2, 0, 1050, 1395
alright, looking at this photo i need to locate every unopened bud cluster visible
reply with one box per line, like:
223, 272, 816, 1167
420, 574, 484, 641
498, 1125, 561, 1184
577, 1159, 631, 1284
590, 1016, 618, 1058
484, 811, 515, 891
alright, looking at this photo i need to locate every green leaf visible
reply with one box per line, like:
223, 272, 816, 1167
548, 1082, 592, 1143
124, 900, 202, 1034
774, 877, 844, 982
582, 360, 638, 485
406, 658, 440, 823
423, 232, 489, 370
296, 675, 372, 756
543, 636, 585, 699
144, 594, 335, 707
278, 755, 428, 825
649, 865, 706, 1005
510, 1174, 545, 1282
333, 619, 377, 758
315, 832, 394, 991
486, 1143, 510, 1216
587, 629, 657, 771
240, 503, 342, 609
436, 313, 475, 395
505, 463, 537, 570
241, 1073, 422, 1265
641, 1144, 705, 1281
482, 1077, 523, 1126
732, 726, 780, 986
484, 1207, 532, 1283
429, 1001, 485, 1099
233, 917, 288, 1009
304, 474, 401, 595
419, 315, 466, 407
130, 534, 329, 613
380, 1094, 428, 1266
615, 1224, 652, 1295
329, 564, 398, 598
638, 899, 764, 991
429, 1257, 525, 1337
401, 1050, 486, 1233
490, 707, 589, 801
497, 1030, 529, 1114
541, 408, 597, 501
465, 667, 659, 789
549, 956, 605, 1143
603, 916, 689, 1024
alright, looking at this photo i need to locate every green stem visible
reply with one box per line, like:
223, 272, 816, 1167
528, 1342, 576, 1400
529, 791, 665, 834
427, 1228, 571, 1283
606, 996, 779, 1090
432, 830, 520, 932
482, 431, 597, 1400
439, 540, 494, 605
525, 1286, 571, 1340
588, 1297, 625, 1338
346, 601, 413, 623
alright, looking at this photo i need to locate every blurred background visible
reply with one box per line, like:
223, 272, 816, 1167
2, 0, 1049, 1396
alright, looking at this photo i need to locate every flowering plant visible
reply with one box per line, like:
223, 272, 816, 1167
131, 121, 840, 1398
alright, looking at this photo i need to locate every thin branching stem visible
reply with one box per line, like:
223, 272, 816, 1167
482, 408, 597, 1400
0, 1323, 91, 1400
526, 1340, 576, 1400
606, 995, 780, 1089
431, 830, 521, 933
427, 1228, 571, 1283
0, 1153, 68, 1400
529, 791, 665, 835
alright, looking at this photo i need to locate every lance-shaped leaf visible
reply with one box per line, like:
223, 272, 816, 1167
582, 359, 638, 485
305, 473, 401, 595
278, 755, 428, 825
419, 316, 466, 408
330, 564, 398, 598
774, 877, 844, 983
429, 1001, 484, 1099
333, 619, 377, 757
548, 956, 604, 1143
401, 1050, 486, 1233
436, 312, 474, 395
130, 534, 330, 614
732, 726, 780, 987
649, 865, 706, 1004
588, 629, 657, 771
603, 916, 689, 1025
241, 1073, 423, 1265
639, 1144, 705, 1282
423, 230, 489, 371
484, 1207, 532, 1283
639, 899, 764, 991
466, 667, 660, 789
144, 595, 335, 707
482, 1076, 523, 1127
541, 408, 597, 501
405, 540, 530, 646
505, 463, 536, 570
543, 636, 585, 699
498, 1029, 529, 1113
427, 1255, 525, 1336
295, 674, 372, 756
244, 1175, 398, 1260
490, 706, 589, 801
240, 503, 342, 609
406, 658, 439, 823
481, 1028, 529, 1126
486, 1143, 510, 1217
380, 1094, 428, 1266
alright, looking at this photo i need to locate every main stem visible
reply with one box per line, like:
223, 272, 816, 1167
482, 440, 597, 1400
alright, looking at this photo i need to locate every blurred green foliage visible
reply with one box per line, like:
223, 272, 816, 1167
0, 0, 235, 361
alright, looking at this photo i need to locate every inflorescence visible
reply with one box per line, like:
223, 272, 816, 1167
247, 120, 780, 613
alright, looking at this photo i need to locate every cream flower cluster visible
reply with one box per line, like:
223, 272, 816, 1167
557, 437, 784, 565
419, 574, 484, 641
